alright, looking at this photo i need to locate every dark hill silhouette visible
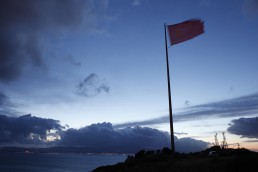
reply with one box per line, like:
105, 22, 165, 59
92, 147, 258, 172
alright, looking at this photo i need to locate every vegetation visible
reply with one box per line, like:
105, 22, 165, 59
92, 146, 258, 172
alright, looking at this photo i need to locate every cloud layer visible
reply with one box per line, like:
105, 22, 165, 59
59, 122, 208, 153
228, 117, 258, 139
59, 122, 170, 153
0, 114, 208, 153
115, 93, 258, 128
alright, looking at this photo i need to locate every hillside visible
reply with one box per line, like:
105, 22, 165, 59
92, 147, 258, 172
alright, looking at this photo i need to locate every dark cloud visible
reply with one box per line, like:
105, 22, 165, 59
115, 93, 258, 127
65, 55, 82, 67
114, 116, 169, 129
184, 100, 190, 106
176, 93, 258, 122
0, 0, 108, 82
0, 114, 64, 144
0, 91, 17, 116
174, 132, 188, 136
77, 73, 110, 97
0, 114, 208, 153
59, 122, 168, 153
175, 137, 209, 153
59, 122, 209, 153
243, 0, 258, 18
227, 117, 258, 139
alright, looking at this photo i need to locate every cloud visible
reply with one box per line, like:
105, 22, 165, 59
0, 91, 17, 116
176, 92, 258, 121
115, 93, 258, 127
0, 92, 11, 107
76, 73, 110, 97
0, 114, 208, 153
114, 116, 169, 129
227, 117, 258, 139
65, 55, 82, 67
199, 0, 211, 7
243, 139, 258, 143
132, 0, 141, 6
109, 116, 159, 130
184, 100, 190, 106
0, 114, 64, 144
174, 132, 188, 136
0, 0, 111, 83
243, 0, 258, 19
175, 137, 209, 153
59, 122, 209, 153
59, 122, 168, 153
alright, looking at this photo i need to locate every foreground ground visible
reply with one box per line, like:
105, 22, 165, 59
92, 147, 258, 172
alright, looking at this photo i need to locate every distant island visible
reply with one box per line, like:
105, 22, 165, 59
92, 146, 258, 172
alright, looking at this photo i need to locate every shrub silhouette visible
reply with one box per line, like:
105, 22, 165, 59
134, 150, 145, 158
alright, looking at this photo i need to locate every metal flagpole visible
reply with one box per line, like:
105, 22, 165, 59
164, 23, 175, 153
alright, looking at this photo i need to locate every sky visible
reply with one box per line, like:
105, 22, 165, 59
0, 0, 258, 153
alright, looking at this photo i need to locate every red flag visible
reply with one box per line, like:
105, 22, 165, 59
167, 19, 204, 46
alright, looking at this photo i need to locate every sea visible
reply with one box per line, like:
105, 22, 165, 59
0, 152, 127, 172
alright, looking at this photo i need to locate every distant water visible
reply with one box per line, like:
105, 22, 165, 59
0, 152, 127, 172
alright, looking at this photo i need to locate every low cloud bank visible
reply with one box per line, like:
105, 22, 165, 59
59, 122, 170, 153
0, 114, 208, 153
58, 122, 208, 153
0, 114, 63, 144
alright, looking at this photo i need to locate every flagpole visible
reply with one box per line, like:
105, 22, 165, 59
164, 23, 175, 153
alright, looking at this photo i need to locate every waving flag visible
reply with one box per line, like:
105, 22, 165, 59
167, 19, 204, 46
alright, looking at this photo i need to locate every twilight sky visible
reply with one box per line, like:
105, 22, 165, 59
0, 0, 258, 153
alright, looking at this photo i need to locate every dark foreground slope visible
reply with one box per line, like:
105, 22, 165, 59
92, 147, 258, 172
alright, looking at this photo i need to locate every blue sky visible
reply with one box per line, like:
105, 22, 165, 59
0, 0, 258, 152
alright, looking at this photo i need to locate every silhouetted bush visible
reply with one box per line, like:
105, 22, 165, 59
161, 147, 172, 155
134, 150, 145, 158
